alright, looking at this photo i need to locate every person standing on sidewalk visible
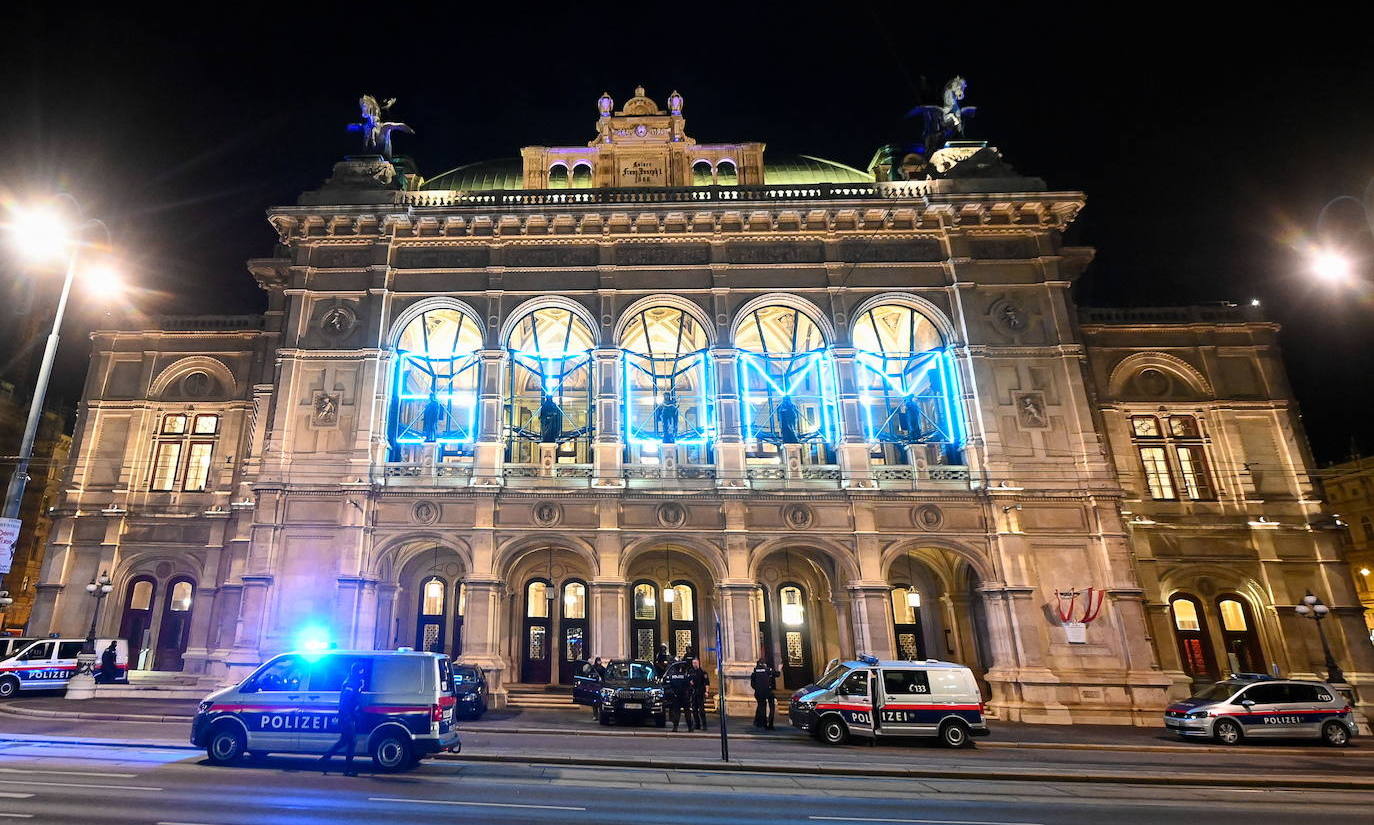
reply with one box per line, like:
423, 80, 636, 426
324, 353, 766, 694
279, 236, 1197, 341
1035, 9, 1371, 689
663, 663, 694, 732
688, 657, 710, 731
750, 658, 779, 730
96, 642, 119, 684
654, 643, 672, 676
319, 662, 367, 776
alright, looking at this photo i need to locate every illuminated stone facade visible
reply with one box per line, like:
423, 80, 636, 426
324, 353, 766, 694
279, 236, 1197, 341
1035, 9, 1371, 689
30, 89, 1373, 723
1322, 458, 1374, 636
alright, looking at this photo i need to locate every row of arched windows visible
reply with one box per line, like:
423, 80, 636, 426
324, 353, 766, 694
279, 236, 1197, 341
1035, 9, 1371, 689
388, 297, 966, 468
544, 160, 739, 189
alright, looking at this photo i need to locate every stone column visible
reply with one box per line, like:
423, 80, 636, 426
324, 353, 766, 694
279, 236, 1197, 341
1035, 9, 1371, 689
181, 517, 228, 675
590, 580, 628, 660
846, 584, 893, 660
222, 575, 271, 685
472, 349, 506, 486
716, 581, 760, 715
591, 347, 624, 487
831, 348, 873, 487
459, 577, 508, 705
711, 348, 747, 488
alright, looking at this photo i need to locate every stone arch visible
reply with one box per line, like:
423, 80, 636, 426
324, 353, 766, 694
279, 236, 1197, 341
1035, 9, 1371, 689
371, 532, 474, 583
730, 293, 836, 347
613, 294, 717, 347
148, 356, 237, 401
747, 535, 860, 588
386, 296, 486, 350
618, 535, 728, 584
493, 534, 601, 582
879, 537, 996, 587
847, 291, 960, 347
1107, 351, 1214, 400
500, 295, 602, 348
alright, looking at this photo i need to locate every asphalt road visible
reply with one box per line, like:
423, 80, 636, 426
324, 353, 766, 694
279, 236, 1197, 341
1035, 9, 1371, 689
1, 736, 1372, 825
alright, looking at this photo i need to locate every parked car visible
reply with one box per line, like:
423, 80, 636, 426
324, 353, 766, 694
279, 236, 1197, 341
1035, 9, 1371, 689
451, 663, 488, 718
1164, 674, 1356, 746
191, 649, 460, 772
789, 656, 988, 748
0, 637, 39, 661
572, 658, 665, 726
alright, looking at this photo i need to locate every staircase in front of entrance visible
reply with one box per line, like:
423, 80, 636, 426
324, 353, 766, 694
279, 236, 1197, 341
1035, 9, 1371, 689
93, 669, 208, 700
504, 683, 720, 712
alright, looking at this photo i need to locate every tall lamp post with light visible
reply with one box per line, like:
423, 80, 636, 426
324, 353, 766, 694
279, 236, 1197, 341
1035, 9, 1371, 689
1294, 592, 1346, 684
65, 571, 113, 700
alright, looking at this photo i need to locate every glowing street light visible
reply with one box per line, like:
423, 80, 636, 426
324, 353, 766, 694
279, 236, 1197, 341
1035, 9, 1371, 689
1, 197, 119, 585
1311, 249, 1354, 284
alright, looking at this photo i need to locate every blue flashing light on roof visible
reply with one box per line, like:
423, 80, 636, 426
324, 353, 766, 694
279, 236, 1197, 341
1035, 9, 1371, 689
857, 654, 880, 665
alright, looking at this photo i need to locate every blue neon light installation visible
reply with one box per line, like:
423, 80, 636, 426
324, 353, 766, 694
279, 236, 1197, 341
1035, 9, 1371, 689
852, 303, 964, 463
390, 307, 483, 461
505, 306, 595, 463
620, 307, 714, 462
735, 305, 839, 463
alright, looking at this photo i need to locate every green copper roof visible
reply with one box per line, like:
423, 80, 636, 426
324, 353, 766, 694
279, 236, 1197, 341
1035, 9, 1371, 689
419, 152, 871, 191
763, 154, 871, 185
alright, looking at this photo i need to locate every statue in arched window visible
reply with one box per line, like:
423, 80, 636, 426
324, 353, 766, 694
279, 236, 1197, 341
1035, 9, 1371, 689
735, 304, 839, 464
506, 306, 596, 463
390, 306, 483, 463
620, 306, 713, 465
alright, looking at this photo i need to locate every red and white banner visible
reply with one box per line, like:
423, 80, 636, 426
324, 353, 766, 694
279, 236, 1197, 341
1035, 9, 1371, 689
0, 517, 22, 575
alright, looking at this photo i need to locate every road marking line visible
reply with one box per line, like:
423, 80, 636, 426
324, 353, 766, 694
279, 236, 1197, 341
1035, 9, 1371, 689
0, 767, 138, 778
0, 779, 162, 792
0, 813, 35, 818
809, 818, 1045, 825
368, 797, 587, 812
158, 821, 224, 825
0, 793, 35, 798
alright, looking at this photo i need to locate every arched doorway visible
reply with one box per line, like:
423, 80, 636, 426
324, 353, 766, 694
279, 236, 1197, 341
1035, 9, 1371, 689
416, 575, 449, 653
118, 576, 157, 670
1170, 593, 1218, 681
624, 547, 714, 664
1215, 594, 1264, 673
883, 546, 991, 681
890, 585, 924, 660
559, 580, 588, 683
521, 578, 553, 683
393, 545, 467, 661
630, 581, 660, 662
153, 577, 195, 671
668, 581, 699, 661
776, 583, 814, 687
754, 547, 843, 690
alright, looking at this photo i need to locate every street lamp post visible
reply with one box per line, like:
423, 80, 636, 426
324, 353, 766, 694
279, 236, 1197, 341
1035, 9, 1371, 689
65, 571, 113, 700
1294, 592, 1346, 684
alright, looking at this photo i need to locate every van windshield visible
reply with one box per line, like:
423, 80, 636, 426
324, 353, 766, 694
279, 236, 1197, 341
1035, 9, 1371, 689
814, 663, 851, 690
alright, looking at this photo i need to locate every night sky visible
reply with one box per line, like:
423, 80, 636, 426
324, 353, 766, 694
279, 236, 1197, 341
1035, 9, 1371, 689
3, 5, 1373, 464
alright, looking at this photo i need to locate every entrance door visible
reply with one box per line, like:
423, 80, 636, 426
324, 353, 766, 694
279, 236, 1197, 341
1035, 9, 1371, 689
630, 581, 659, 662
1215, 595, 1264, 673
667, 581, 698, 660
1169, 593, 1217, 681
891, 586, 924, 661
118, 577, 156, 670
558, 580, 588, 684
153, 578, 194, 671
777, 583, 814, 689
756, 586, 774, 667
451, 582, 466, 659
415, 576, 447, 653
521, 579, 552, 683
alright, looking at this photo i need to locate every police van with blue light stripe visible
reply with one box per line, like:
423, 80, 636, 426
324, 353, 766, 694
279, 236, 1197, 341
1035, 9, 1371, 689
191, 646, 461, 772
1163, 673, 1357, 746
788, 656, 988, 748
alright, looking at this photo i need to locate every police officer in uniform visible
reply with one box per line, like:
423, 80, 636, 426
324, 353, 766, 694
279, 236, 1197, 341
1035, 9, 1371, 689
654, 643, 672, 676
319, 662, 367, 775
688, 657, 710, 731
663, 664, 694, 732
750, 658, 779, 730
96, 642, 119, 684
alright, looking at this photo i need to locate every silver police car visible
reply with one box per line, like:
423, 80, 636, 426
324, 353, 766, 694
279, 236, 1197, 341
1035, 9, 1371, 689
1164, 675, 1357, 746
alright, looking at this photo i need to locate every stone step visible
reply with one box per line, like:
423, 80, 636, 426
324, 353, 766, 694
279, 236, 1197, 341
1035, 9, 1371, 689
93, 684, 207, 700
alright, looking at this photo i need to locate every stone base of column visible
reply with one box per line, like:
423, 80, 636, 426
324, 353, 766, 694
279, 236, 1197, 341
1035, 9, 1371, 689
65, 653, 98, 700
984, 667, 1174, 726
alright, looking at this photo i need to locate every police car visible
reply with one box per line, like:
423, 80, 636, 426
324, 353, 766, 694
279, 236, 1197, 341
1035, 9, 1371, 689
191, 649, 460, 772
1163, 674, 1357, 746
0, 638, 128, 697
789, 656, 988, 748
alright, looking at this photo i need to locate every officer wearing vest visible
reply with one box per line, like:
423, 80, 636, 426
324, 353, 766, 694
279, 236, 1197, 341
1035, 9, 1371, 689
663, 664, 695, 732
688, 657, 710, 731
750, 658, 779, 730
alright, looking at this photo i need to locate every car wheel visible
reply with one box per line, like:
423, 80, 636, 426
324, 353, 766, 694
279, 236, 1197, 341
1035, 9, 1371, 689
206, 723, 247, 765
1212, 718, 1243, 746
371, 729, 415, 773
599, 710, 612, 726
475, 700, 486, 718
0, 677, 18, 699
939, 720, 972, 749
654, 715, 667, 728
1322, 721, 1351, 747
818, 715, 849, 746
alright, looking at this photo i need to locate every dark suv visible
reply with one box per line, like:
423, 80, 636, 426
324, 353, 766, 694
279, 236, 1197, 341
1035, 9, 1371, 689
451, 663, 488, 719
573, 659, 665, 726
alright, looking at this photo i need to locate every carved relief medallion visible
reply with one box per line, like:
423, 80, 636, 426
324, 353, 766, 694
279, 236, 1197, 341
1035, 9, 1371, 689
319, 303, 358, 338
912, 504, 944, 531
533, 501, 562, 527
1013, 391, 1049, 429
783, 503, 814, 530
411, 500, 440, 525
181, 371, 212, 398
990, 298, 1028, 334
657, 502, 687, 528
312, 392, 341, 428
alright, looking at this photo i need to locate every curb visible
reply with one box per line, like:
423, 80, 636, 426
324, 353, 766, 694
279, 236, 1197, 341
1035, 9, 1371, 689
432, 751, 1374, 791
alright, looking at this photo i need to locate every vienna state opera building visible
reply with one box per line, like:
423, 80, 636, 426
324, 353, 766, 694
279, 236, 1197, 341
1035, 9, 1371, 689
29, 87, 1373, 723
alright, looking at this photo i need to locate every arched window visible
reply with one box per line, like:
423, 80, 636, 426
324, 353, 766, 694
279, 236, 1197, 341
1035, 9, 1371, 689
130, 579, 154, 611
506, 305, 596, 464
421, 577, 446, 616
692, 161, 713, 186
669, 583, 694, 621
526, 580, 550, 618
633, 582, 658, 620
620, 305, 713, 466
562, 581, 586, 620
716, 161, 738, 186
571, 164, 593, 189
735, 304, 838, 465
890, 586, 919, 624
548, 162, 570, 189
852, 302, 962, 465
1216, 595, 1265, 673
391, 305, 483, 462
1362, 515, 1373, 542
169, 580, 194, 612
779, 585, 805, 627
1170, 593, 1217, 680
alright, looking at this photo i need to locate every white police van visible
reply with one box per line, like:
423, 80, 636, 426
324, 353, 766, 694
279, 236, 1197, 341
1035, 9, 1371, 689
191, 649, 460, 772
0, 638, 128, 697
789, 656, 988, 748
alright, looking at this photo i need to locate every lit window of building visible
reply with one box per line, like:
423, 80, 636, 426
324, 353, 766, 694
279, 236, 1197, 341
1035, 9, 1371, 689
150, 412, 220, 492
1130, 414, 1213, 501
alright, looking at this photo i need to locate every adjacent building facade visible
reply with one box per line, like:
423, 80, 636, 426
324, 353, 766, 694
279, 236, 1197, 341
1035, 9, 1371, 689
1321, 458, 1374, 636
28, 88, 1374, 722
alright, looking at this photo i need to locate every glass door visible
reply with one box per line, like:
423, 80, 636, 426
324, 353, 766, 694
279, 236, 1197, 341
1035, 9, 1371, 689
558, 581, 588, 684
521, 579, 552, 683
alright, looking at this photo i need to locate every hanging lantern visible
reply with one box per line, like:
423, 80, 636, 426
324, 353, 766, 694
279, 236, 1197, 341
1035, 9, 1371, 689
905, 589, 921, 609
662, 546, 675, 603
663, 585, 676, 603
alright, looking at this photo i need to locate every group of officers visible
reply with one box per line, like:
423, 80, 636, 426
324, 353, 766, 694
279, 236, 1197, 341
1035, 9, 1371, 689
588, 644, 783, 733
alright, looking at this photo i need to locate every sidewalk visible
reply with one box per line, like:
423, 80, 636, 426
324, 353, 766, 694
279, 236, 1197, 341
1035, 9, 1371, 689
3, 694, 1369, 755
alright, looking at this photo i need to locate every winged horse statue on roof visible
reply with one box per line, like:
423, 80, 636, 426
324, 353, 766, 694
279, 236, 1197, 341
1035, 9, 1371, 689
348, 95, 414, 159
